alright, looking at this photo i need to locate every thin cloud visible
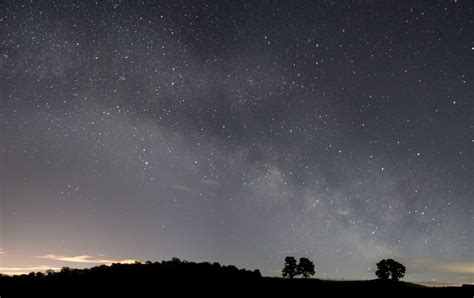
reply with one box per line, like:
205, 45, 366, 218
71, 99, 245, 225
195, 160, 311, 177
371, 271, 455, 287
418, 280, 474, 287
406, 259, 474, 275
202, 179, 219, 185
278, 250, 301, 254
0, 266, 61, 275
171, 184, 191, 192
35, 254, 136, 265
0, 249, 6, 256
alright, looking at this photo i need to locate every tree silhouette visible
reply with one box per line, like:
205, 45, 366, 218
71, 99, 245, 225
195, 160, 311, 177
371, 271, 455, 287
60, 266, 72, 273
375, 259, 390, 280
387, 259, 406, 281
375, 259, 406, 281
282, 256, 298, 279
0, 258, 263, 296
45, 269, 55, 276
297, 257, 315, 278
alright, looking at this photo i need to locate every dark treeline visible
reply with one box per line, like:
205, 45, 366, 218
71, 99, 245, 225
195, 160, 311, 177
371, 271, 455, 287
0, 258, 261, 297
0, 258, 471, 298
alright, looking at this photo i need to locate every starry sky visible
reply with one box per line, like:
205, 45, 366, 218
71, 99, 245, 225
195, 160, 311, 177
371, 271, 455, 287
0, 0, 472, 285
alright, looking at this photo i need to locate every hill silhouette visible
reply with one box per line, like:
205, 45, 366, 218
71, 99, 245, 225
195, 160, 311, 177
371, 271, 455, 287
0, 258, 471, 297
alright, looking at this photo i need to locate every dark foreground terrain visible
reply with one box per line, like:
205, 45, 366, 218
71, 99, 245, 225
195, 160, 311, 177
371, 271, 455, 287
0, 260, 472, 297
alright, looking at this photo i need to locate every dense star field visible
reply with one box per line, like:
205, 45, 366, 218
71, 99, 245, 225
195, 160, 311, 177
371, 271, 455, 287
0, 1, 472, 286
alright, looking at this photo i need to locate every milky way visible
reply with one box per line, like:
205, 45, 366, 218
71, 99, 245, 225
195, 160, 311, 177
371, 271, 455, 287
0, 1, 472, 285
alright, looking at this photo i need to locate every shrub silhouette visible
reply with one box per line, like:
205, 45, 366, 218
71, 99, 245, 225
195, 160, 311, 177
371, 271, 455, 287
375, 259, 406, 281
282, 256, 298, 278
297, 257, 315, 278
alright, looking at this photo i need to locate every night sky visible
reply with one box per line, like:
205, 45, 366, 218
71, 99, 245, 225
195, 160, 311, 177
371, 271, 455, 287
0, 1, 472, 285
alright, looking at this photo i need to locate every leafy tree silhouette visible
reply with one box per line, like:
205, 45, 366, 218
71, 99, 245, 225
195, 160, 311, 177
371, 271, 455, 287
388, 259, 406, 281
60, 267, 72, 273
375, 259, 390, 280
45, 269, 55, 276
297, 257, 315, 278
375, 259, 406, 281
282, 256, 316, 278
282, 256, 298, 279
